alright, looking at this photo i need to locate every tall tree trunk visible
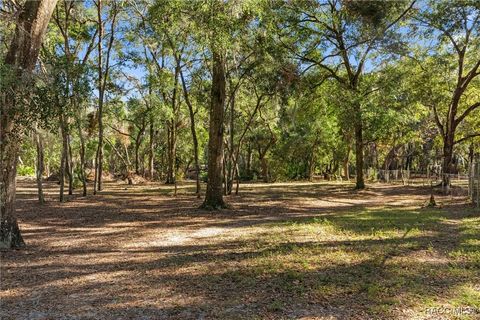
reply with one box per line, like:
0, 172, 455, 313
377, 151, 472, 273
76, 117, 87, 196
343, 147, 350, 180
226, 90, 235, 194
246, 144, 252, 179
148, 121, 155, 179
73, 97, 87, 196
94, 0, 104, 194
442, 132, 455, 186
94, 0, 117, 193
135, 132, 142, 175
166, 124, 176, 184
34, 127, 45, 204
59, 114, 68, 202
180, 70, 200, 196
67, 135, 73, 195
201, 51, 227, 209
166, 62, 180, 185
1, 0, 58, 249
354, 104, 365, 189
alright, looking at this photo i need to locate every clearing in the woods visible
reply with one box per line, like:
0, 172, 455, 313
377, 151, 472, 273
1, 180, 479, 320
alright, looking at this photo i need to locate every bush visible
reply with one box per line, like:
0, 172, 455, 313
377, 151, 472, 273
200, 171, 208, 182
17, 165, 35, 177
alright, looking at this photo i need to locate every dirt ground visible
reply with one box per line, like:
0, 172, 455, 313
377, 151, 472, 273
1, 179, 479, 320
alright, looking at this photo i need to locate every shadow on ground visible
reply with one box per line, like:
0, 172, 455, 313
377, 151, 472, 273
1, 180, 479, 319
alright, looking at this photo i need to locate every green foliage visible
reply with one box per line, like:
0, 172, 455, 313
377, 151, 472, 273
4, 0, 479, 187
17, 165, 35, 177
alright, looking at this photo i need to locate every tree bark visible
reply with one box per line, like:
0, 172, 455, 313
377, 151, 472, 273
166, 62, 180, 184
180, 69, 200, 196
442, 132, 455, 186
148, 121, 155, 179
94, 0, 104, 194
34, 127, 45, 204
1, 0, 58, 249
94, 0, 117, 193
201, 51, 227, 209
76, 116, 87, 196
166, 124, 176, 184
59, 114, 68, 202
134, 124, 145, 175
343, 146, 350, 180
226, 89, 235, 194
354, 103, 365, 189
67, 130, 74, 195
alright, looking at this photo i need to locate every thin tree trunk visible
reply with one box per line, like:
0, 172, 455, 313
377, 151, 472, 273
246, 144, 252, 179
166, 62, 180, 184
227, 89, 235, 194
135, 130, 144, 175
59, 114, 68, 202
94, 0, 104, 194
148, 121, 155, 179
75, 112, 87, 196
180, 69, 200, 196
35, 126, 45, 204
94, 0, 117, 193
67, 134, 73, 195
343, 146, 350, 180
235, 162, 240, 195
166, 124, 176, 184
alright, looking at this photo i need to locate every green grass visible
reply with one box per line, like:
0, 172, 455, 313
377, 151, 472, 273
224, 206, 480, 318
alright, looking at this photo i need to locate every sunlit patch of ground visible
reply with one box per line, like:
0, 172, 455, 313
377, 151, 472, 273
1, 179, 479, 319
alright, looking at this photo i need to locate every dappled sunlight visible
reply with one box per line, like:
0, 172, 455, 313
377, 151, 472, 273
1, 180, 479, 319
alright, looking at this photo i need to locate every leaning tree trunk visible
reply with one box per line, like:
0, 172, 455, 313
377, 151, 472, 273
0, 0, 58, 249
201, 51, 227, 209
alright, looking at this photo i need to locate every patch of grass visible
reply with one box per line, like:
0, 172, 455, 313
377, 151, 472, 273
229, 206, 478, 318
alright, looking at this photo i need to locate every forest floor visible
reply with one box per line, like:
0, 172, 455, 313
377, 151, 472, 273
1, 179, 479, 320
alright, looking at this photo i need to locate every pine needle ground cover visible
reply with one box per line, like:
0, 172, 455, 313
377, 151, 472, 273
1, 181, 479, 320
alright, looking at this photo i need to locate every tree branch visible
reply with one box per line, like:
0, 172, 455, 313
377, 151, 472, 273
455, 101, 480, 126
454, 132, 480, 145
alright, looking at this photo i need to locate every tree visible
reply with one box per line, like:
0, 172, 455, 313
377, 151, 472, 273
50, 0, 97, 197
414, 1, 480, 184
202, 49, 227, 208
277, 0, 416, 189
1, 0, 58, 249
94, 0, 118, 194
